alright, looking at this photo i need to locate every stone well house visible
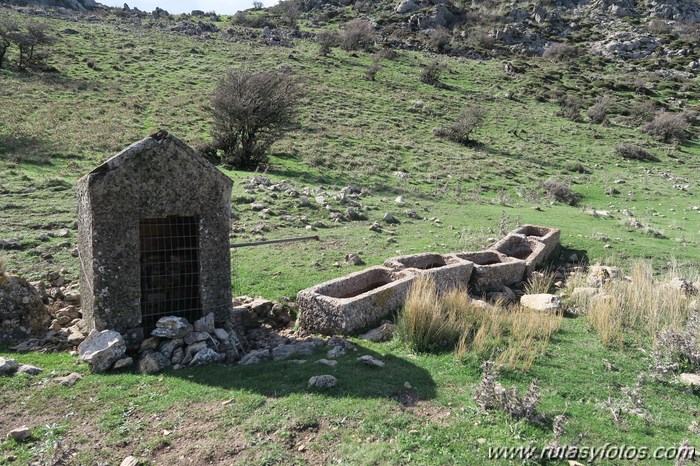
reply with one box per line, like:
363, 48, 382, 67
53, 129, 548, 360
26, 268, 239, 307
77, 131, 233, 342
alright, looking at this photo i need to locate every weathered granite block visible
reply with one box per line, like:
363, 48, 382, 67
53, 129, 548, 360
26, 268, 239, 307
512, 225, 561, 260
384, 253, 473, 291
297, 266, 415, 335
455, 251, 526, 292
491, 233, 547, 275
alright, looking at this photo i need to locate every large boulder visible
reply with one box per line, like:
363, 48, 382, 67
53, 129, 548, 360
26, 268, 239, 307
151, 316, 193, 339
0, 275, 51, 344
78, 330, 127, 372
520, 294, 562, 312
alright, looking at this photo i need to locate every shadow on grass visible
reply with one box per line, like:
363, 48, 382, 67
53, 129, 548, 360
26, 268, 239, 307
166, 344, 438, 401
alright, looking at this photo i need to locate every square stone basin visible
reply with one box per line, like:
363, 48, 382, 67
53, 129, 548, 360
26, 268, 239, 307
384, 253, 473, 291
455, 251, 526, 292
297, 266, 415, 335
491, 233, 547, 274
512, 224, 560, 259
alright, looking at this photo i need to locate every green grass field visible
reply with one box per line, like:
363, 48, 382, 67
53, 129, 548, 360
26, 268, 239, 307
1, 6, 699, 465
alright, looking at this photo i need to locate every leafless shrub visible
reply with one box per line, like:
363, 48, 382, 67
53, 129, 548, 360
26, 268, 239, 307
602, 374, 650, 425
364, 63, 380, 81
466, 26, 495, 50
211, 68, 300, 169
435, 105, 487, 145
588, 95, 610, 124
7, 20, 54, 70
0, 17, 18, 69
543, 43, 579, 62
540, 178, 579, 205
557, 95, 582, 122
473, 361, 546, 424
419, 61, 443, 86
428, 27, 451, 53
650, 310, 700, 380
340, 19, 375, 51
615, 143, 658, 161
647, 18, 671, 35
316, 30, 338, 56
253, 1, 264, 9
640, 111, 692, 143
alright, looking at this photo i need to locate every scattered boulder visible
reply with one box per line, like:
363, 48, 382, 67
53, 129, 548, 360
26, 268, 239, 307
680, 373, 700, 386
383, 212, 399, 224
184, 331, 211, 346
272, 340, 323, 361
395, 0, 417, 14
151, 316, 193, 339
520, 294, 562, 312
17, 364, 42, 376
0, 357, 19, 376
78, 330, 127, 373
7, 426, 31, 441
140, 336, 161, 351
358, 355, 385, 368
0, 275, 51, 344
120, 456, 139, 466
308, 374, 337, 389
344, 253, 365, 266
359, 323, 396, 343
53, 372, 82, 387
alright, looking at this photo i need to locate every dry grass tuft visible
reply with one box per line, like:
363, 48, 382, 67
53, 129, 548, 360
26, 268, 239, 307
524, 269, 555, 295
588, 260, 696, 347
399, 276, 563, 370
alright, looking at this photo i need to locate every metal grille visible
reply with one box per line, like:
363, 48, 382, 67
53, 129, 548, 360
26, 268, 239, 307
139, 216, 201, 332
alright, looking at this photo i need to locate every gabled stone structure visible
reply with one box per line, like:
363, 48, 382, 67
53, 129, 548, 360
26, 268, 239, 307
77, 131, 233, 341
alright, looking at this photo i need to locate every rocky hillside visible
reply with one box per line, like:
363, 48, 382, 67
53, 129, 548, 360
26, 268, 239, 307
0, 0, 102, 12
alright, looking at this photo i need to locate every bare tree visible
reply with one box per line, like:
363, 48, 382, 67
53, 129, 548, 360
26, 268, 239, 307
211, 69, 300, 169
9, 21, 53, 70
0, 18, 18, 69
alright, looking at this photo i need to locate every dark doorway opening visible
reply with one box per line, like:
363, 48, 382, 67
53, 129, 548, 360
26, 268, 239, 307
139, 215, 201, 333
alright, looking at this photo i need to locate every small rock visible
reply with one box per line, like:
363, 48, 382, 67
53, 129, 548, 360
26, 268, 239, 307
326, 346, 347, 359
120, 456, 139, 466
113, 357, 133, 370
212, 328, 229, 341
666, 278, 697, 296
193, 313, 215, 333
316, 359, 338, 368
184, 331, 211, 346
53, 372, 82, 386
190, 348, 224, 366
7, 426, 31, 441
680, 373, 700, 386
171, 347, 184, 365
395, 196, 405, 204
140, 336, 161, 351
0, 357, 19, 376
357, 355, 385, 368
308, 374, 337, 389
344, 253, 365, 266
182, 341, 208, 365
520, 294, 562, 312
239, 348, 271, 365
383, 212, 399, 224
359, 323, 396, 343
17, 364, 42, 376
369, 222, 383, 232
138, 351, 169, 374
158, 338, 183, 360
78, 330, 127, 373
151, 316, 193, 339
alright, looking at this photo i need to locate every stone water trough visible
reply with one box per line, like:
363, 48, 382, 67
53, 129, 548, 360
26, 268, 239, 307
513, 224, 560, 260
384, 253, 474, 291
296, 266, 414, 335
454, 251, 527, 292
491, 233, 547, 275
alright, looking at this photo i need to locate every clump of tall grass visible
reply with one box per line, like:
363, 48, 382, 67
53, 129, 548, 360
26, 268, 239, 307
398, 276, 563, 370
524, 269, 556, 295
588, 260, 695, 348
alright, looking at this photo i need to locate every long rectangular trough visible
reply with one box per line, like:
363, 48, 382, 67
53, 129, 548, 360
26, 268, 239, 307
297, 266, 415, 335
384, 253, 473, 292
491, 233, 547, 275
512, 225, 560, 260
455, 251, 526, 292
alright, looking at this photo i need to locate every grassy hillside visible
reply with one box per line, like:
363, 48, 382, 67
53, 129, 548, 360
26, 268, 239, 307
1, 5, 699, 465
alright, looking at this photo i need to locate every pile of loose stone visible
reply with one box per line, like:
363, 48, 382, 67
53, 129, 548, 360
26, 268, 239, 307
78, 313, 245, 374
